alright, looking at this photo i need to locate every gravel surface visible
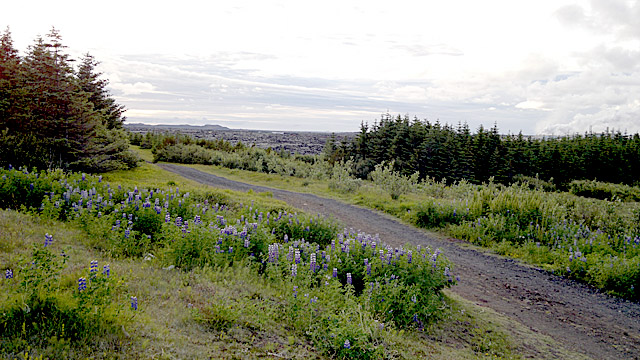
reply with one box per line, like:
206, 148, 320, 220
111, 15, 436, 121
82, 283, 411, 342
159, 163, 640, 359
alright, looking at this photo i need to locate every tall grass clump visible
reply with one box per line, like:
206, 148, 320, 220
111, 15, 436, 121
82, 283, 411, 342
1, 240, 130, 356
369, 161, 419, 200
407, 180, 640, 300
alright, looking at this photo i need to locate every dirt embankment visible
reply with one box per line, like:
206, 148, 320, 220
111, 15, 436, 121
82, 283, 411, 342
158, 163, 640, 360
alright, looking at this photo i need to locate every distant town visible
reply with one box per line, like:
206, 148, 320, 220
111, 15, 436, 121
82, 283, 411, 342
124, 123, 357, 155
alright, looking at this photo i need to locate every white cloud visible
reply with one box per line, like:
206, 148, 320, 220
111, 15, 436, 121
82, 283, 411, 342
110, 82, 156, 96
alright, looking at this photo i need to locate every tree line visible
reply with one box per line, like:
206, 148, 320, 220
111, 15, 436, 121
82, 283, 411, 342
0, 27, 137, 172
325, 114, 640, 187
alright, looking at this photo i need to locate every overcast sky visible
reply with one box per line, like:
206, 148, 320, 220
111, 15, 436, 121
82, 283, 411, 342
3, 0, 639, 134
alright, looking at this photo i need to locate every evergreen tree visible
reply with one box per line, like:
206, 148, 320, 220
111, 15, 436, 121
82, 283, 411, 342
0, 27, 138, 171
77, 53, 126, 129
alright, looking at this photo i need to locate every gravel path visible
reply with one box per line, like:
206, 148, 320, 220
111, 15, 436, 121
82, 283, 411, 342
159, 163, 640, 359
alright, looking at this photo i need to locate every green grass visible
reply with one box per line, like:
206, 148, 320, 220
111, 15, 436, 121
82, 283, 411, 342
0, 164, 590, 359
172, 163, 640, 300
0, 208, 584, 359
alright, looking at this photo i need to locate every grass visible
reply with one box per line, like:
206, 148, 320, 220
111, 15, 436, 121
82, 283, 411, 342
164, 160, 640, 301
0, 163, 590, 359
0, 208, 584, 359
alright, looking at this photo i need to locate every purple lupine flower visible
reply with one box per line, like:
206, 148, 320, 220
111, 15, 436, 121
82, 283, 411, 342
124, 228, 130, 239
90, 260, 98, 274
310, 253, 317, 272
293, 285, 298, 298
407, 250, 412, 264
367, 263, 371, 276
344, 339, 351, 349
284, 234, 289, 242
244, 238, 250, 248
176, 217, 183, 227
291, 264, 297, 277
81, 173, 86, 181
333, 268, 338, 278
229, 246, 233, 254
103, 264, 110, 277
295, 250, 301, 264
131, 296, 138, 310
347, 273, 352, 285
411, 295, 417, 303
5, 269, 13, 279
44, 233, 53, 247
78, 277, 87, 291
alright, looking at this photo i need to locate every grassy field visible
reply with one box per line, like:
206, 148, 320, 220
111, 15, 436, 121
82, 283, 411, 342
154, 152, 640, 301
0, 162, 587, 359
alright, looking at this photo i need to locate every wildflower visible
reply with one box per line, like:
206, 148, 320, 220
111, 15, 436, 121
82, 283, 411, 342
229, 246, 233, 254
310, 253, 317, 272
90, 260, 98, 274
291, 264, 297, 277
124, 228, 130, 239
78, 277, 87, 291
411, 295, 417, 303
344, 339, 351, 349
44, 233, 53, 247
347, 273, 352, 285
5, 269, 13, 279
103, 264, 110, 277
407, 250, 412, 264
293, 285, 298, 298
295, 249, 301, 264
333, 268, 337, 278
131, 296, 138, 310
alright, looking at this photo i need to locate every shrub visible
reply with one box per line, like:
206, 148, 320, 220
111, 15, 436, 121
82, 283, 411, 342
328, 160, 362, 193
569, 180, 640, 202
369, 161, 419, 200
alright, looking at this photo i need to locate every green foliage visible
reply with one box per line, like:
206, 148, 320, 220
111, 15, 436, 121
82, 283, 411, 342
0, 166, 461, 358
369, 160, 419, 200
1, 245, 125, 354
326, 113, 640, 187
269, 212, 338, 247
0, 27, 138, 172
569, 179, 640, 202
328, 159, 362, 193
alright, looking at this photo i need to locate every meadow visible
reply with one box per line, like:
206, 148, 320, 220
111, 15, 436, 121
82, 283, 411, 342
147, 136, 640, 301
1, 164, 583, 359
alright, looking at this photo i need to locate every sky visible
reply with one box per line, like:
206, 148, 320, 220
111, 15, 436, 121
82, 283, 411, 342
2, 0, 640, 134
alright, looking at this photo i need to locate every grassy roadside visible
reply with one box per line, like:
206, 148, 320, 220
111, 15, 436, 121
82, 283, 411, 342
145, 153, 639, 301
0, 161, 589, 359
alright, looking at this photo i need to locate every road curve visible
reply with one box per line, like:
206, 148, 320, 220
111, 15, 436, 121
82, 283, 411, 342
158, 163, 640, 359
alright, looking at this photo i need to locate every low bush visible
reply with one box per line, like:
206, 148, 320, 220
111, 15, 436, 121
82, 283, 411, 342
569, 179, 640, 202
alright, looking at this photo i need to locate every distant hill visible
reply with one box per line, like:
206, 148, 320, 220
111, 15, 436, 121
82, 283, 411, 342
125, 123, 231, 131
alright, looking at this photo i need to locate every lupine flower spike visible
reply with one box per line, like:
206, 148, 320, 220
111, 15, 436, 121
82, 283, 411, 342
131, 296, 138, 310
78, 277, 87, 291
5, 269, 13, 279
44, 233, 53, 247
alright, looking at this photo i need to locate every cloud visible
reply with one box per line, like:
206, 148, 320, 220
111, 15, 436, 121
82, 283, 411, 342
110, 82, 156, 95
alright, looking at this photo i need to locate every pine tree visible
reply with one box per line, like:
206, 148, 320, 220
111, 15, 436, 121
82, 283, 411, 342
77, 53, 126, 129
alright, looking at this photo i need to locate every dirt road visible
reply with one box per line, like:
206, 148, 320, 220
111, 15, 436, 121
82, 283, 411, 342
159, 163, 640, 359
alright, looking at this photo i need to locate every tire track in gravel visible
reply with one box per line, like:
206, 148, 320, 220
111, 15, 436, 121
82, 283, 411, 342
158, 163, 640, 359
